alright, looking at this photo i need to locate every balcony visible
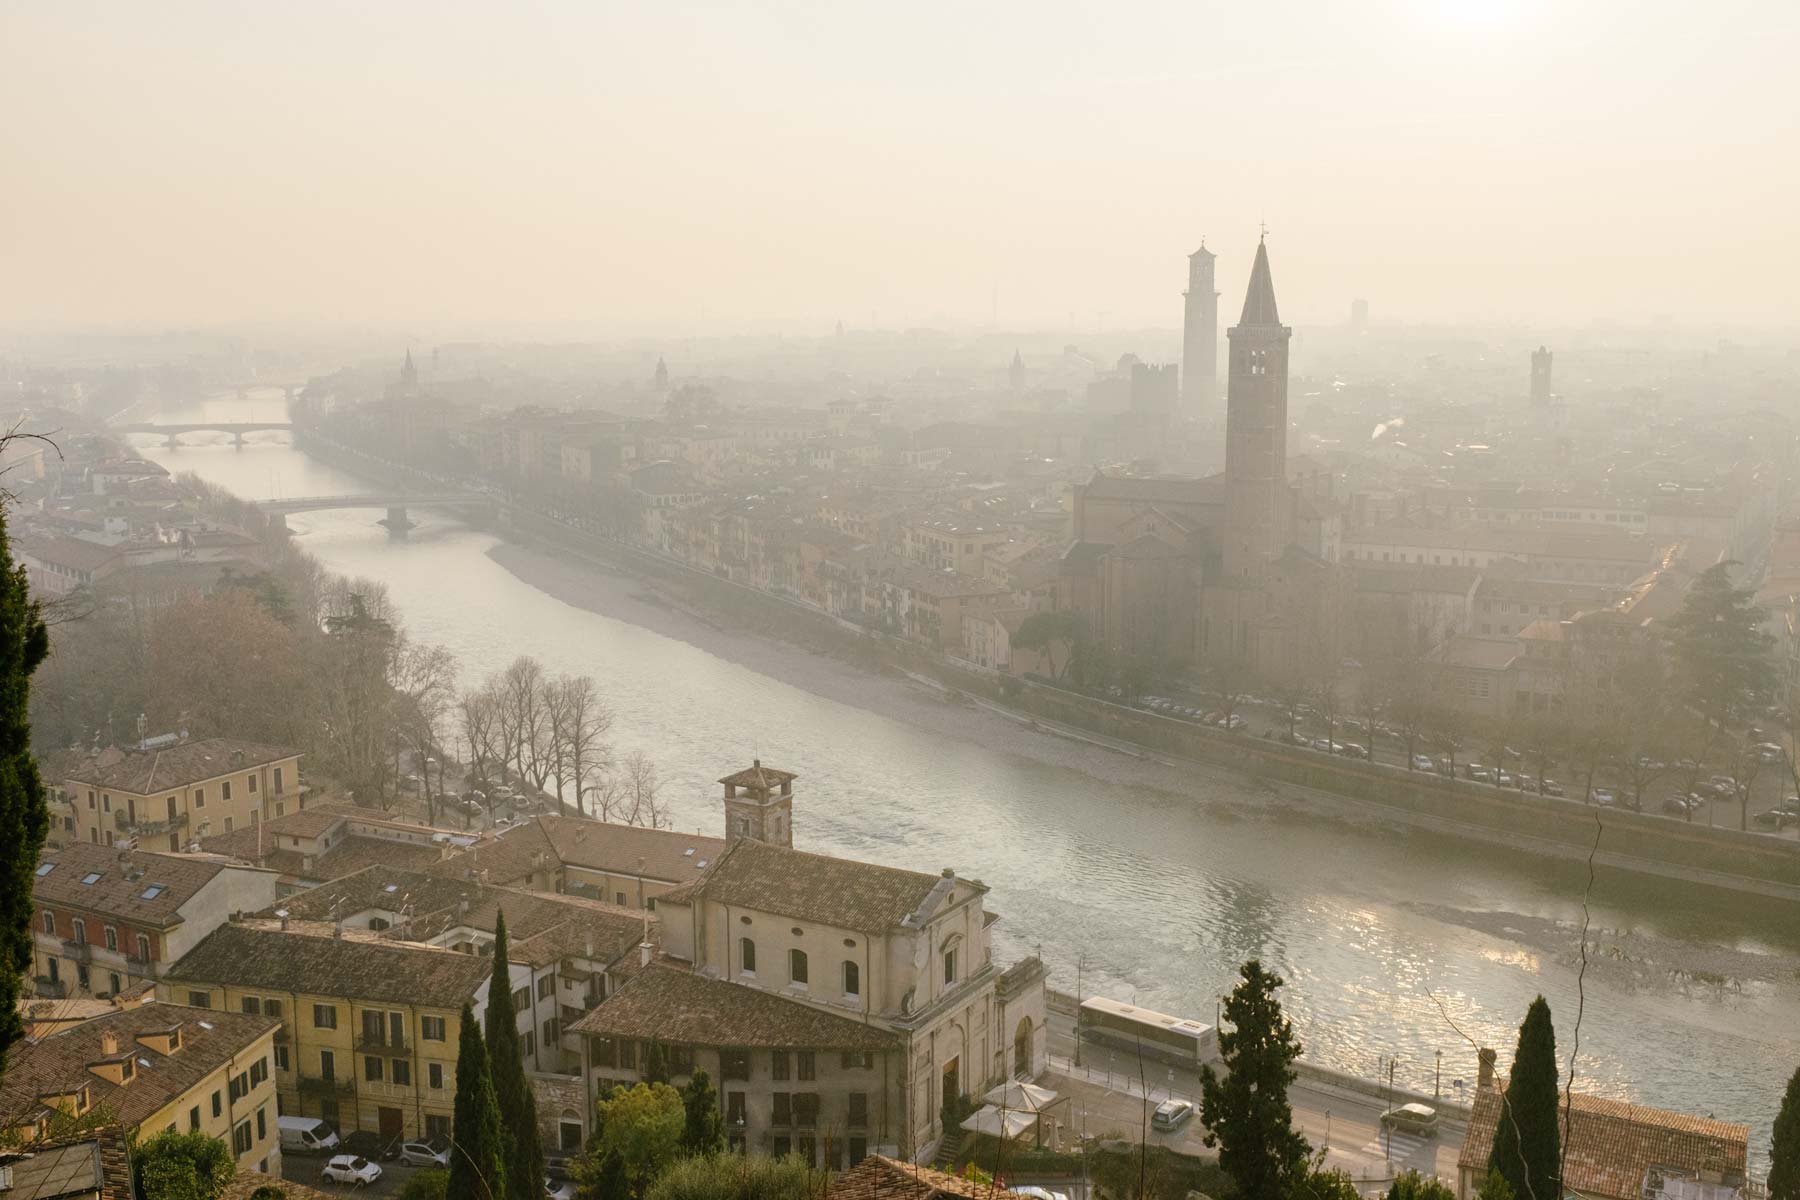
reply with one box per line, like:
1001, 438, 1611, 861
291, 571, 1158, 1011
34, 976, 66, 1000
356, 1078, 419, 1103
63, 939, 92, 964
115, 811, 188, 837
354, 1032, 407, 1055
296, 1075, 354, 1098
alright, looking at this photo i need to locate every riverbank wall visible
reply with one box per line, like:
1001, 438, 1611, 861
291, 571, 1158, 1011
288, 432, 1800, 902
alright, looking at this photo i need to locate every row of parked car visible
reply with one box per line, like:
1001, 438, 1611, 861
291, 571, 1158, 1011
1141, 696, 1248, 729
284, 1119, 578, 1195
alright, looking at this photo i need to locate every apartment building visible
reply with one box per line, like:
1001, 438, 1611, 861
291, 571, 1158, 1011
63, 739, 306, 852
31, 843, 278, 1001
0, 1005, 281, 1177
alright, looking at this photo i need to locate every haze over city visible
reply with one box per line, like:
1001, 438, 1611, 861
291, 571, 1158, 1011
5, 1, 1800, 332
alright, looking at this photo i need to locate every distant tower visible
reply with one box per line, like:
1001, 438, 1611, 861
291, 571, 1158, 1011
653, 356, 670, 392
719, 760, 796, 848
1349, 299, 1369, 333
1182, 244, 1220, 410
1530, 346, 1553, 405
1223, 237, 1292, 579
1009, 349, 1025, 393
400, 349, 418, 391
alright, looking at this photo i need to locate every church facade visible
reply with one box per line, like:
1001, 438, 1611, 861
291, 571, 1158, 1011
1059, 240, 1343, 684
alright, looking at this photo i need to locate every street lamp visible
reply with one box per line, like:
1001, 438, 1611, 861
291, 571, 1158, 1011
1436, 1049, 1442, 1100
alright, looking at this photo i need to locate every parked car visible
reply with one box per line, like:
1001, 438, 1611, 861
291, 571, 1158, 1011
1751, 808, 1797, 829
1754, 743, 1785, 764
321, 1156, 382, 1187
546, 1181, 579, 1200
1379, 1103, 1441, 1137
1466, 764, 1493, 783
1013, 1189, 1072, 1200
339, 1131, 399, 1163
1222, 714, 1248, 730
399, 1140, 450, 1168
1151, 1098, 1196, 1131
1495, 770, 1516, 788
1337, 743, 1368, 759
1411, 754, 1436, 771
1541, 779, 1565, 797
1590, 788, 1617, 807
1663, 793, 1704, 816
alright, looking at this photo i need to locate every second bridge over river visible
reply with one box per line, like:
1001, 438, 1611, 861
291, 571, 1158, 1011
256, 492, 497, 533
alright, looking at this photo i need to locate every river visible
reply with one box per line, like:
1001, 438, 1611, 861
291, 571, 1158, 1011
132, 391, 1800, 1157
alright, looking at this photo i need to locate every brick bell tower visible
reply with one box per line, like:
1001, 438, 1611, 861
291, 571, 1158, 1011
1223, 235, 1292, 580
719, 760, 796, 847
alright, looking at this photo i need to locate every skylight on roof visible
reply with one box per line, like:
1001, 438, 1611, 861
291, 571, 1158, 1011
696, 860, 709, 869
197, 1021, 214, 1030
683, 848, 694, 857
34, 863, 54, 876
141, 886, 164, 900
80, 872, 103, 886
136, 1057, 150, 1068
383, 884, 399, 893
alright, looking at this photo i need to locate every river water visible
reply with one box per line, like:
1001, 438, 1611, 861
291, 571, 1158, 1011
133, 392, 1800, 1154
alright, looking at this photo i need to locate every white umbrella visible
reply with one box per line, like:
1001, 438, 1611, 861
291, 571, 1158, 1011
984, 1081, 1058, 1113
960, 1105, 1037, 1139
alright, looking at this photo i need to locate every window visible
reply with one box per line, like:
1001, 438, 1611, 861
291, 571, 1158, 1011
772, 1051, 789, 1081
194, 787, 205, 809
542, 1018, 558, 1046
189, 1106, 201, 1132
842, 961, 859, 998
136, 934, 151, 962
212, 1091, 223, 1118
773, 1136, 791, 1160
794, 1094, 819, 1128
319, 1050, 336, 1081
512, 986, 529, 1010
247, 774, 257, 793
421, 1016, 446, 1042
232, 1119, 253, 1155
223, 818, 232, 834
274, 767, 283, 793
739, 938, 756, 974
108, 972, 120, 995
537, 976, 554, 1000
41, 910, 53, 935
615, 892, 627, 906
72, 921, 87, 945
943, 949, 956, 986
720, 1049, 750, 1081
313, 1004, 337, 1030
849, 1137, 868, 1166
772, 1093, 792, 1125
250, 1057, 268, 1087
104, 927, 117, 951
241, 996, 260, 1015
392, 1059, 410, 1087
87, 791, 94, 809
848, 1093, 868, 1127
617, 1039, 635, 1069
561, 1120, 583, 1152
273, 1045, 289, 1072
365, 1056, 383, 1082
187, 991, 210, 1009
222, 781, 232, 801
840, 1051, 873, 1070
726, 1092, 746, 1128
797, 1052, 815, 1081
788, 949, 808, 987
523, 1031, 536, 1059
426, 1114, 450, 1142
798, 1136, 816, 1165
428, 1062, 444, 1090
256, 1106, 266, 1141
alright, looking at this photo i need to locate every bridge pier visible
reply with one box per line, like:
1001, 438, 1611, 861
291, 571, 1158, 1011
233, 431, 246, 448
166, 433, 180, 450
379, 506, 414, 534
268, 513, 289, 537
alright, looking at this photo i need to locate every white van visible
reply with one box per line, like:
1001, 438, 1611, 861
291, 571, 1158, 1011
277, 1116, 339, 1155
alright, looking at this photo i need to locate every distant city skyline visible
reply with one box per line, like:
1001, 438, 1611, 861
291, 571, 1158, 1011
3, 2, 1797, 332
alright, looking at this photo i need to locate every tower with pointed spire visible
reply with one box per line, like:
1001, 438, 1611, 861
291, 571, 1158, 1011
1182, 244, 1219, 410
1009, 349, 1025, 393
653, 356, 670, 392
1223, 237, 1292, 579
399, 349, 418, 392
1530, 345, 1553, 406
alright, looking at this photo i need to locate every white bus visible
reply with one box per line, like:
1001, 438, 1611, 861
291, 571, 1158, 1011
1077, 996, 1216, 1067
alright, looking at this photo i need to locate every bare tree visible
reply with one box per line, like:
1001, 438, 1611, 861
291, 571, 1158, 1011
498, 656, 551, 789
393, 642, 458, 822
555, 675, 613, 817
605, 750, 670, 829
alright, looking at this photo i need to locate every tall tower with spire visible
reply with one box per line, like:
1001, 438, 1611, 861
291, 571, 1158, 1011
1009, 349, 1025, 393
1182, 245, 1219, 410
399, 349, 418, 392
653, 356, 670, 391
1530, 345, 1553, 406
1223, 237, 1292, 579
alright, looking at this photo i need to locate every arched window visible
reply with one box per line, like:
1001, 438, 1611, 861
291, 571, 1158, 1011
842, 961, 860, 998
136, 934, 151, 963
739, 938, 757, 974
104, 927, 118, 952
789, 949, 808, 986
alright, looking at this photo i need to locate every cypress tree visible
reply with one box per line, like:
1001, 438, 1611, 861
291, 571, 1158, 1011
484, 910, 543, 1200
643, 1039, 669, 1086
1488, 996, 1561, 1200
1771, 1065, 1800, 1200
1198, 959, 1310, 1200
0, 503, 47, 1087
449, 1003, 506, 1200
679, 1069, 725, 1155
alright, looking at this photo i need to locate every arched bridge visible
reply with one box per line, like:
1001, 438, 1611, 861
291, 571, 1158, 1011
122, 421, 294, 448
255, 493, 495, 534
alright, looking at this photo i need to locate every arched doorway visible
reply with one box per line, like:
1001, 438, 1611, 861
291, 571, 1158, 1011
1013, 1017, 1032, 1078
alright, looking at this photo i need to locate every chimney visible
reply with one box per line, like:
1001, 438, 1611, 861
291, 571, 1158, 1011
1478, 1048, 1497, 1090
100, 1031, 119, 1057
941, 868, 954, 879
638, 941, 653, 968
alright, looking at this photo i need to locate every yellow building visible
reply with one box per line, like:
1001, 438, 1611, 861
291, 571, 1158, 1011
160, 920, 492, 1145
0, 1004, 282, 1177
64, 738, 306, 853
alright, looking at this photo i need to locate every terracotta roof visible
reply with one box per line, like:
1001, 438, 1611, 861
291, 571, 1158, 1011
718, 762, 797, 790
538, 816, 726, 883
161, 921, 490, 1008
428, 818, 558, 886
223, 1170, 336, 1200
0, 1126, 134, 1200
659, 839, 963, 934
829, 1155, 1019, 1200
1457, 1087, 1748, 1200
32, 844, 246, 927
568, 963, 897, 1051
62, 739, 299, 795
0, 1004, 276, 1133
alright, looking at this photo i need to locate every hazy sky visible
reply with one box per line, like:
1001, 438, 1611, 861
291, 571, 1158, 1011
4, 1, 1797, 333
